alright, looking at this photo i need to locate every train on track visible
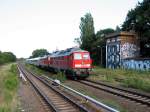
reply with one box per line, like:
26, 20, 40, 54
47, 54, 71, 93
26, 47, 92, 79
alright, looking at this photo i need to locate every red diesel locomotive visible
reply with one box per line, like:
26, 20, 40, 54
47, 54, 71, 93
27, 47, 92, 79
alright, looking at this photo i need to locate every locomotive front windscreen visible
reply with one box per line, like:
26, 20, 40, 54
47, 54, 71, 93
74, 53, 90, 60
74, 53, 82, 60
83, 54, 90, 59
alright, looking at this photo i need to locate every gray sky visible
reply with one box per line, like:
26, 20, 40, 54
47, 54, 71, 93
0, 0, 142, 58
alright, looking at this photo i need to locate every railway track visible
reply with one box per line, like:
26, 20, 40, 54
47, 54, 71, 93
78, 79, 150, 107
19, 63, 122, 112
18, 64, 88, 112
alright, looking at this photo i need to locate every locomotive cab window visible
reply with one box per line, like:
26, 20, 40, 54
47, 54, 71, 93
74, 53, 82, 60
83, 54, 90, 59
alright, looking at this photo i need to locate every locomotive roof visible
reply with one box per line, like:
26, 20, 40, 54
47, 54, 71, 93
51, 47, 88, 57
26, 55, 48, 61
27, 47, 89, 61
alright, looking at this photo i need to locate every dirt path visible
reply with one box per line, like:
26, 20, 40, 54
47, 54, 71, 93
18, 79, 51, 112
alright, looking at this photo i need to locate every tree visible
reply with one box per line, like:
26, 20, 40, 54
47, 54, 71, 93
74, 13, 115, 65
122, 0, 150, 57
0, 51, 4, 65
0, 51, 16, 65
30, 49, 49, 58
115, 25, 121, 32
74, 37, 81, 46
2, 52, 16, 62
93, 28, 115, 65
96, 28, 115, 39
79, 13, 96, 51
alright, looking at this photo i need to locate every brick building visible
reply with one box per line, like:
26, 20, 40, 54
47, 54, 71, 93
106, 32, 139, 69
105, 32, 150, 70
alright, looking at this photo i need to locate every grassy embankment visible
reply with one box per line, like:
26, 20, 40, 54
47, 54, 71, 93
25, 63, 66, 82
25, 63, 150, 92
89, 66, 150, 92
0, 64, 19, 112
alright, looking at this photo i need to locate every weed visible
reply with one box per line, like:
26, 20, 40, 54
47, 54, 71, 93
0, 106, 11, 112
0, 64, 19, 112
4, 74, 18, 91
25, 64, 46, 76
25, 63, 67, 83
123, 77, 150, 92
90, 66, 150, 92
9, 64, 18, 74
52, 72, 67, 83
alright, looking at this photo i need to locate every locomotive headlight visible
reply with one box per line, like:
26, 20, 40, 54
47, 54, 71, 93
75, 64, 90, 67
75, 64, 82, 67
86, 64, 90, 67
88, 68, 92, 71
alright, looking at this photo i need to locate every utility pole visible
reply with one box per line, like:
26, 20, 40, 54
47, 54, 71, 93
101, 47, 103, 66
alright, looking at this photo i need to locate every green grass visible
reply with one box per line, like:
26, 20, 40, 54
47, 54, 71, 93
0, 64, 19, 112
50, 72, 67, 83
25, 63, 67, 83
89, 66, 150, 92
25, 64, 45, 76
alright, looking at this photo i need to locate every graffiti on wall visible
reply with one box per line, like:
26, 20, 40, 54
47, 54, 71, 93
121, 43, 139, 59
122, 59, 150, 71
107, 42, 120, 69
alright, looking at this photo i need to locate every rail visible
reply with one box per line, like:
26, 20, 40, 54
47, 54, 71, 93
43, 75, 119, 112
19, 64, 88, 112
17, 65, 27, 81
79, 80, 150, 106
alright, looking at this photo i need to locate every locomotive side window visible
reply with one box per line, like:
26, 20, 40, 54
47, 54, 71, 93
74, 53, 82, 60
83, 54, 89, 59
